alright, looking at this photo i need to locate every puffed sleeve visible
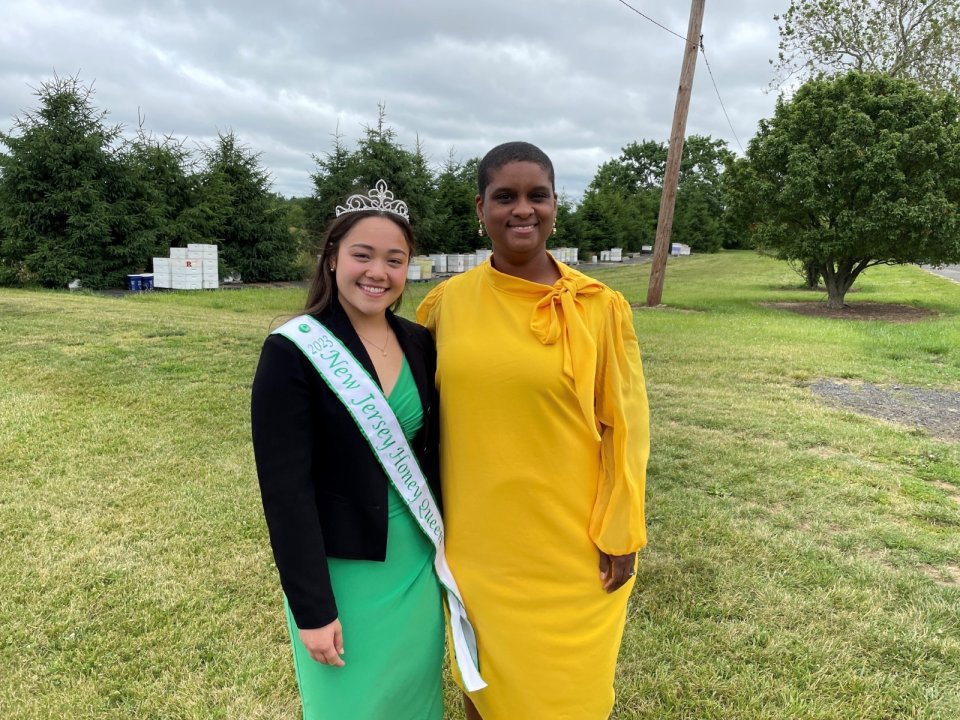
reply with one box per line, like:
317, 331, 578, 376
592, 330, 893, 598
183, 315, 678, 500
251, 334, 337, 628
416, 280, 446, 337
589, 291, 649, 556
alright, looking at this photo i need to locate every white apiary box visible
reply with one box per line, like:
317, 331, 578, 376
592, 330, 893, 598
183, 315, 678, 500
187, 243, 219, 260
201, 256, 219, 288
152, 258, 172, 289
416, 258, 433, 279
407, 264, 422, 281
430, 254, 447, 273
171, 258, 203, 290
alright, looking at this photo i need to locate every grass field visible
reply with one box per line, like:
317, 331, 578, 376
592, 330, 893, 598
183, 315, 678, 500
1, 251, 958, 719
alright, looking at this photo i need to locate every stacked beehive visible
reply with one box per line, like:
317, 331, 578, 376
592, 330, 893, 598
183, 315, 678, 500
152, 244, 219, 290
548, 247, 579, 264
407, 257, 434, 281
188, 244, 220, 288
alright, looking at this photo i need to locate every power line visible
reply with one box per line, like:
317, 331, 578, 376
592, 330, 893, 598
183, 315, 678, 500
615, 1, 747, 154
701, 46, 745, 153
615, 0, 690, 44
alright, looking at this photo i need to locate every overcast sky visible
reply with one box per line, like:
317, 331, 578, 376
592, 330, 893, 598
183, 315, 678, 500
1, 0, 788, 200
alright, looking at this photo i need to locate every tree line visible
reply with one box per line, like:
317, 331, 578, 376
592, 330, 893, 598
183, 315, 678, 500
3, 0, 960, 303
0, 78, 734, 290
0, 75, 297, 289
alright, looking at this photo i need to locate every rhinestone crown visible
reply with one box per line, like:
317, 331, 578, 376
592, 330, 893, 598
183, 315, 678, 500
335, 179, 409, 220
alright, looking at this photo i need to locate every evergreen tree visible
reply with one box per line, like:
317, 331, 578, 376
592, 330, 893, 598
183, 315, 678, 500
352, 105, 434, 245
120, 129, 200, 267
0, 75, 130, 288
431, 154, 478, 254
306, 128, 357, 251
200, 131, 299, 282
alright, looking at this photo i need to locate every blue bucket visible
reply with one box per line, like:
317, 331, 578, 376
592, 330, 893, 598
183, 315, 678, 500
140, 273, 154, 291
127, 274, 143, 292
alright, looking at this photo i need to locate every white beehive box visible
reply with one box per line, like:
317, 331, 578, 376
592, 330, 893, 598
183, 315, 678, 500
187, 243, 219, 260
430, 254, 447, 273
610, 248, 623, 262
170, 247, 188, 259
416, 258, 433, 279
202, 257, 219, 289
407, 263, 422, 281
171, 258, 203, 290
152, 258, 172, 289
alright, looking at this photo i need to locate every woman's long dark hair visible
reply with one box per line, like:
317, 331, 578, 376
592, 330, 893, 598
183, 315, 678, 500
304, 209, 416, 316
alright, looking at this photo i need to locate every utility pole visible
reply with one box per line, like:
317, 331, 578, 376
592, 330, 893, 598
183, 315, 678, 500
646, 0, 706, 306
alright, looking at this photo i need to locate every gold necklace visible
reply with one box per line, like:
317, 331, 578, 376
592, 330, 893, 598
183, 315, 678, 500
357, 330, 389, 357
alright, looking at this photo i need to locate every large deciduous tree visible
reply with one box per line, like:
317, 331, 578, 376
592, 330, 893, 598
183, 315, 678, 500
730, 71, 960, 309
773, 0, 960, 93
0, 75, 130, 289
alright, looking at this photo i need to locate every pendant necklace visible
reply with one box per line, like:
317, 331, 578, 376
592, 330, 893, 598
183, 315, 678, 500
357, 330, 389, 357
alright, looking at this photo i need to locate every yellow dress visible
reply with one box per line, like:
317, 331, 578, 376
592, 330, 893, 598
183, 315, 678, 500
417, 259, 649, 719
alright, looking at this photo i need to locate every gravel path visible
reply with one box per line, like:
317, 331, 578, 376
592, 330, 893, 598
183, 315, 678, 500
811, 380, 960, 442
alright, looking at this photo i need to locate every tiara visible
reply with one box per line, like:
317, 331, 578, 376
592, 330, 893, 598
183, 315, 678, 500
335, 179, 409, 220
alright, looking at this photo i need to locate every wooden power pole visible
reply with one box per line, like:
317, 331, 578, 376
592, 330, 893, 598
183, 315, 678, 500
646, 0, 706, 307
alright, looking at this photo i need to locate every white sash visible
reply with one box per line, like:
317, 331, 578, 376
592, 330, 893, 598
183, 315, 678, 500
274, 315, 486, 691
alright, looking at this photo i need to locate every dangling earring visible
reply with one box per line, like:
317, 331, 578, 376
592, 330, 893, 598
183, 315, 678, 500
552, 223, 557, 235
477, 220, 485, 237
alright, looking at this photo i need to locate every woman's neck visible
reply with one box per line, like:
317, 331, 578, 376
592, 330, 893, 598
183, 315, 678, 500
341, 305, 390, 337
491, 251, 561, 285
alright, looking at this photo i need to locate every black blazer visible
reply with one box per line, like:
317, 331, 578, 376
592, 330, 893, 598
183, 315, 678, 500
250, 297, 440, 629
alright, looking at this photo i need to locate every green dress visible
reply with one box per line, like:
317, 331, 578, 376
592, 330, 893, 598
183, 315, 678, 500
284, 358, 444, 719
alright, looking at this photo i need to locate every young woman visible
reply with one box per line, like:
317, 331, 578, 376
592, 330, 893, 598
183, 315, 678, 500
418, 143, 650, 719
251, 182, 444, 719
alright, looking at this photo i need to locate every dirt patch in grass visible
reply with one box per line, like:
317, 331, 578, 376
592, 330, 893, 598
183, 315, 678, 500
931, 480, 960, 497
810, 380, 960, 442
765, 301, 937, 323
921, 564, 960, 586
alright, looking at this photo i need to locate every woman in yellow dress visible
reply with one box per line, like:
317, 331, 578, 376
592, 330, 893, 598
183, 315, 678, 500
417, 142, 649, 719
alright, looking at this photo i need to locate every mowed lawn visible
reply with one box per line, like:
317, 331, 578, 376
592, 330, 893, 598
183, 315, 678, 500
1, 251, 958, 719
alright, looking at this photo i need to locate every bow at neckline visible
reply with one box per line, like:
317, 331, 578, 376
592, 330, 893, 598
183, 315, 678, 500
529, 272, 606, 441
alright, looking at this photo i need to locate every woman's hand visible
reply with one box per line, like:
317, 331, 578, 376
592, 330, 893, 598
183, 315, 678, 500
299, 619, 345, 666
599, 550, 637, 593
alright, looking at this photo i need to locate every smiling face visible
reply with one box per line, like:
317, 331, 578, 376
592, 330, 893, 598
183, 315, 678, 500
477, 161, 557, 266
333, 215, 410, 324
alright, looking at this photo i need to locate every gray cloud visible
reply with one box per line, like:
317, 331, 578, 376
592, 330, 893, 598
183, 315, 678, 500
1, 0, 786, 198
